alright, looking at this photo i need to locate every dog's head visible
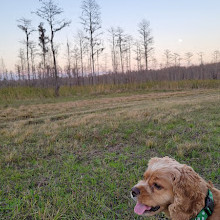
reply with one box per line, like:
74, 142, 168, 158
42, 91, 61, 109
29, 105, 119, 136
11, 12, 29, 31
131, 157, 207, 218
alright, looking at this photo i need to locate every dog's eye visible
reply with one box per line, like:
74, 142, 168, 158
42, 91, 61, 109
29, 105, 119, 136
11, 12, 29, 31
154, 183, 162, 190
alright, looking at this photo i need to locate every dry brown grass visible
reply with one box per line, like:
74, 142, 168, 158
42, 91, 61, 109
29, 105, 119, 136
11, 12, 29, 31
0, 90, 220, 146
0, 90, 220, 143
177, 142, 201, 157
0, 89, 219, 145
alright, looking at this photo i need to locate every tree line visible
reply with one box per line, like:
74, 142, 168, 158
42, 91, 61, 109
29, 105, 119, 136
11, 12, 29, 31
0, 0, 220, 96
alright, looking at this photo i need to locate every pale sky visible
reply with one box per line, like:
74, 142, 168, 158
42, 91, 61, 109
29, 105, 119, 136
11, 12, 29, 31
0, 0, 220, 70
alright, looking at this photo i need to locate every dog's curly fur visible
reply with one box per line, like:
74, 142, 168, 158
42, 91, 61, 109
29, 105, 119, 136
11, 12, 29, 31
131, 157, 220, 220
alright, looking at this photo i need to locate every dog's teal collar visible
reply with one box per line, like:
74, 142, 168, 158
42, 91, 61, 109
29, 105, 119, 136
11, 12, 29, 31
191, 189, 214, 220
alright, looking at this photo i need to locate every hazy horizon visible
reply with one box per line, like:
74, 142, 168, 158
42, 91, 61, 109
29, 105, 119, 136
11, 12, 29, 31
1, 0, 220, 71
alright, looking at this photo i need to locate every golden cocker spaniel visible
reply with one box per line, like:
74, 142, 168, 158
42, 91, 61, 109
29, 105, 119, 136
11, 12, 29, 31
131, 157, 220, 220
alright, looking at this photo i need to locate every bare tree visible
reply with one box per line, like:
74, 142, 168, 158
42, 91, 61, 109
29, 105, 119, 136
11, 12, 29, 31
29, 42, 38, 80
197, 52, 204, 65
134, 40, 142, 71
76, 30, 88, 84
18, 48, 26, 80
17, 18, 35, 83
38, 22, 49, 80
15, 64, 21, 81
65, 39, 72, 86
35, 0, 71, 96
164, 49, 172, 67
185, 52, 193, 66
96, 46, 104, 76
108, 27, 118, 73
116, 27, 128, 73
212, 50, 220, 63
0, 57, 6, 80
80, 0, 102, 84
72, 45, 80, 85
125, 35, 132, 72
173, 53, 180, 67
138, 19, 154, 71
212, 50, 220, 79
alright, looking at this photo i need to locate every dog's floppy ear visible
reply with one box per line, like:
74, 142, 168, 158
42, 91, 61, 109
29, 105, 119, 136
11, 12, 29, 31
169, 165, 206, 220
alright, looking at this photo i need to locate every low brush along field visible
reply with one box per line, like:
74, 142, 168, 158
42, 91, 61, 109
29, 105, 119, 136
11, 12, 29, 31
0, 84, 220, 219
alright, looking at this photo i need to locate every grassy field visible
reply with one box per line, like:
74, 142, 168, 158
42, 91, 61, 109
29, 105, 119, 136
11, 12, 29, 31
1, 80, 220, 105
0, 87, 220, 219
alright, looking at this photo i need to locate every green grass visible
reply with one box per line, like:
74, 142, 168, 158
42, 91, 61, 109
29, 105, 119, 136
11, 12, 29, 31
0, 87, 220, 219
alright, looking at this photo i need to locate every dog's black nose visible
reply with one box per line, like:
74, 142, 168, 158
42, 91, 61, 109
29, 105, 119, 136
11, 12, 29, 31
131, 187, 140, 197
